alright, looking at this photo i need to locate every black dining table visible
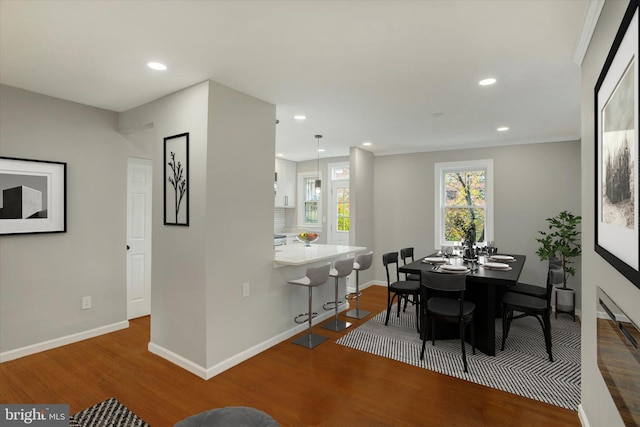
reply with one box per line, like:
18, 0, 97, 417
399, 253, 526, 356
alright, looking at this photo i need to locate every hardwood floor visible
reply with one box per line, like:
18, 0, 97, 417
0, 286, 579, 426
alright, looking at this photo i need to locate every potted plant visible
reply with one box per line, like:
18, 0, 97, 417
535, 210, 582, 317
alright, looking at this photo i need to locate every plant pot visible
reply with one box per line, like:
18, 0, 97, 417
554, 286, 576, 321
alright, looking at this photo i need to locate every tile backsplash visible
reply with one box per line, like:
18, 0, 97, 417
274, 208, 286, 232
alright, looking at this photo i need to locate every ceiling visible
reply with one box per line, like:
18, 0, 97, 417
0, 1, 592, 162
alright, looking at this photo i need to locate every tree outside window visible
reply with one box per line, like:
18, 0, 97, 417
336, 187, 350, 231
444, 170, 485, 242
435, 159, 493, 248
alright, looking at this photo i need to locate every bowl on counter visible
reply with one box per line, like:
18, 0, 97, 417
296, 232, 319, 247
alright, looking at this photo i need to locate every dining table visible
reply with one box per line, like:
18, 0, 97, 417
399, 253, 526, 356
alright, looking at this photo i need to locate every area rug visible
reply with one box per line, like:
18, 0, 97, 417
70, 398, 150, 427
336, 305, 581, 410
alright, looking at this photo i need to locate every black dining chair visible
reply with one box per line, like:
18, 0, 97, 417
400, 247, 420, 311
382, 252, 420, 332
419, 271, 475, 373
500, 268, 562, 362
508, 258, 562, 299
400, 247, 420, 282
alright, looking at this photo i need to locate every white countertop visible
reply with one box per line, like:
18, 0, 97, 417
274, 244, 367, 266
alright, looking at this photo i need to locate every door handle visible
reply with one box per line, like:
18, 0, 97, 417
127, 245, 130, 250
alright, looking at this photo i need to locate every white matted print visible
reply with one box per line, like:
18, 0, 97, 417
0, 157, 67, 235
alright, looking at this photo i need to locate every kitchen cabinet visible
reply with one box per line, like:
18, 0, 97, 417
275, 158, 296, 208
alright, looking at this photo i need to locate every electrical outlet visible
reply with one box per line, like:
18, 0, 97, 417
242, 282, 250, 298
82, 296, 92, 310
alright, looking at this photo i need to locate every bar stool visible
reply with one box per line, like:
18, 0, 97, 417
287, 263, 331, 348
345, 251, 373, 319
322, 258, 355, 332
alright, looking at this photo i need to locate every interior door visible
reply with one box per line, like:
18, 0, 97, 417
330, 179, 350, 245
127, 158, 152, 319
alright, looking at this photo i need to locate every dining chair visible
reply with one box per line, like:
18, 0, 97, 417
400, 247, 420, 281
419, 271, 475, 373
508, 259, 563, 299
500, 268, 562, 362
400, 247, 420, 311
382, 252, 420, 332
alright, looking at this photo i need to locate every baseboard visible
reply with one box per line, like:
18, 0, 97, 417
0, 320, 129, 363
149, 307, 344, 380
578, 404, 589, 427
148, 342, 208, 379
346, 280, 384, 294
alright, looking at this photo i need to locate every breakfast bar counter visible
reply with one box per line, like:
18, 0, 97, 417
274, 244, 367, 267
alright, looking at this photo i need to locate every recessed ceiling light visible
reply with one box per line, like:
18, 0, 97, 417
147, 62, 167, 71
362, 141, 372, 146
497, 127, 509, 132
276, 153, 284, 157
294, 115, 306, 120
479, 78, 496, 86
317, 148, 326, 152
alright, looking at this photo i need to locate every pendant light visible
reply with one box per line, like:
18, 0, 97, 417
314, 135, 322, 194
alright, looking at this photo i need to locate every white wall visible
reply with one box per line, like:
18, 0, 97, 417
204, 81, 276, 366
119, 81, 211, 367
0, 85, 128, 357
372, 141, 582, 305
350, 146, 375, 285
580, 1, 639, 426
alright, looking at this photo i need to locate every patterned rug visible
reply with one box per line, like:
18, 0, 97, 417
336, 304, 581, 410
70, 398, 150, 427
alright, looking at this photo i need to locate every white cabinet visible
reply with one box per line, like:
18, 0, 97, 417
275, 158, 296, 208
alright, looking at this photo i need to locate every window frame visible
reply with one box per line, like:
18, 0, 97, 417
297, 171, 322, 230
434, 159, 494, 249
329, 161, 350, 233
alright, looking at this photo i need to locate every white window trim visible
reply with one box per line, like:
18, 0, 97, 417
297, 171, 322, 230
434, 159, 494, 249
328, 161, 349, 181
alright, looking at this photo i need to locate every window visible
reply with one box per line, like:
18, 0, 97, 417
435, 160, 493, 248
298, 172, 322, 228
331, 164, 350, 232
335, 187, 350, 232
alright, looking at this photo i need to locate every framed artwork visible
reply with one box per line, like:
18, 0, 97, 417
0, 156, 67, 235
594, 0, 639, 288
164, 132, 189, 226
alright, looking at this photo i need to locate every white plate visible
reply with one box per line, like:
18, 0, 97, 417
489, 255, 515, 261
440, 264, 468, 272
423, 257, 446, 264
483, 262, 510, 269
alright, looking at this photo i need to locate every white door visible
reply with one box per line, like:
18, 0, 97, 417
329, 179, 350, 245
127, 158, 152, 319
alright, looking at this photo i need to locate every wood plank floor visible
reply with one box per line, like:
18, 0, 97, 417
0, 286, 579, 426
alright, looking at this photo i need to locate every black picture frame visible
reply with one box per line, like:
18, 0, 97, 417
594, 0, 639, 288
164, 132, 189, 226
0, 156, 67, 235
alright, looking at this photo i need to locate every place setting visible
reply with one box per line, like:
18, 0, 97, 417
486, 254, 516, 263
481, 260, 513, 271
438, 264, 471, 274
422, 256, 448, 264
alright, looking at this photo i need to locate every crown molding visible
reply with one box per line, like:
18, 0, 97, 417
573, 0, 606, 65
